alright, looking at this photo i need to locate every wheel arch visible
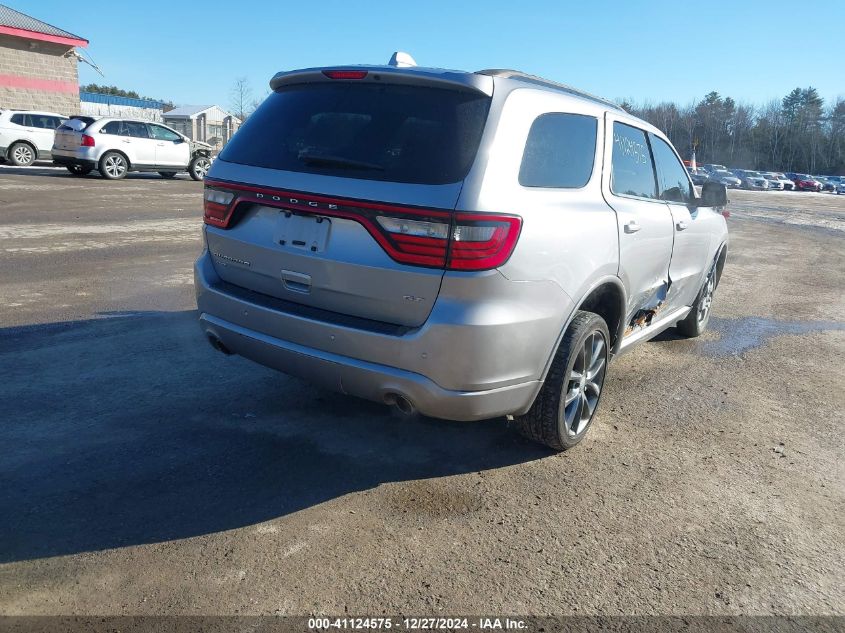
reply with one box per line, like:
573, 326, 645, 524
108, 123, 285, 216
100, 149, 132, 169
538, 276, 627, 384
7, 139, 36, 159
714, 240, 728, 287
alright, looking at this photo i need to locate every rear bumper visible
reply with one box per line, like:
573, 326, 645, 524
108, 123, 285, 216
199, 312, 540, 421
194, 250, 569, 421
52, 155, 97, 169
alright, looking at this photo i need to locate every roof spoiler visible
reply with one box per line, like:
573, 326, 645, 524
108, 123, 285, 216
269, 66, 494, 96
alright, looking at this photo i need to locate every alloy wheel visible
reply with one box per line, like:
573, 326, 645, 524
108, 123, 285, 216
563, 331, 607, 436
105, 155, 126, 178
13, 145, 33, 165
698, 271, 716, 324
193, 158, 210, 179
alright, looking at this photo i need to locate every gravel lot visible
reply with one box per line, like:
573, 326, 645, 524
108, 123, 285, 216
0, 166, 843, 616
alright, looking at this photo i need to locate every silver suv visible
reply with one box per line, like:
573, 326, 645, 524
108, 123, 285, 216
52, 117, 212, 180
195, 61, 729, 450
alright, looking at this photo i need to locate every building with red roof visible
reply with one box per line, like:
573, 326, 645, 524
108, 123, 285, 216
0, 3, 88, 114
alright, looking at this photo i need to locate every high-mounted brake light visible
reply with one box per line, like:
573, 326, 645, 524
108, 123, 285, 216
80, 134, 95, 147
322, 70, 368, 80
202, 180, 522, 271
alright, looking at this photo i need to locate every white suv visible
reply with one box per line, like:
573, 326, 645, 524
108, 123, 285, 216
0, 109, 67, 166
52, 117, 213, 180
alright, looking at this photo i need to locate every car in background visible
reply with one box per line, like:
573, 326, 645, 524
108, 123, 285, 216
761, 173, 784, 190
52, 117, 213, 180
700, 163, 727, 174
709, 169, 742, 188
688, 169, 710, 185
0, 109, 67, 166
834, 178, 845, 195
765, 172, 794, 190
813, 176, 836, 192
790, 173, 823, 191
735, 170, 770, 190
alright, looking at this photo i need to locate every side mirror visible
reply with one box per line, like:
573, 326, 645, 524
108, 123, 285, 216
174, 137, 184, 144
698, 181, 727, 207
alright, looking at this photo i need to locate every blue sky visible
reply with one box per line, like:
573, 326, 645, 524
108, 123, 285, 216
12, 0, 844, 110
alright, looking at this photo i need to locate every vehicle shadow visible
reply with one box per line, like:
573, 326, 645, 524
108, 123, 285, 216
0, 311, 549, 563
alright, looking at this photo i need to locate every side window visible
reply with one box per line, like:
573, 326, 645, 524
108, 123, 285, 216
10, 114, 26, 126
124, 122, 150, 138
149, 124, 181, 142
649, 134, 694, 204
519, 113, 597, 188
610, 122, 657, 199
101, 121, 122, 135
47, 117, 65, 130
31, 115, 54, 129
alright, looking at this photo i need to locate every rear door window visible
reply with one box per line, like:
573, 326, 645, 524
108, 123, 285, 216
610, 122, 657, 199
219, 82, 491, 185
519, 113, 597, 188
649, 134, 694, 204
124, 122, 150, 138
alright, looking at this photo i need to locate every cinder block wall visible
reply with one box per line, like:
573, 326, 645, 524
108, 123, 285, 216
0, 34, 80, 114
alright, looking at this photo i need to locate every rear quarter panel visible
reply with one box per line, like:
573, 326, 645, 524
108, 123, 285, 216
455, 86, 619, 378
459, 88, 618, 310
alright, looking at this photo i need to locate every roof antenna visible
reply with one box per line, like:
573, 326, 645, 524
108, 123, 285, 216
388, 51, 417, 68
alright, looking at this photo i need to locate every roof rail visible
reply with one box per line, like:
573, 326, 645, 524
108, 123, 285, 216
475, 69, 624, 111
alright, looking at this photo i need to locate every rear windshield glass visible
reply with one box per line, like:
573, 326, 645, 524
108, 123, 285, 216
218, 82, 491, 185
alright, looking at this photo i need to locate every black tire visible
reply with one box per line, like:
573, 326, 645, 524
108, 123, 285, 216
66, 164, 93, 176
158, 171, 177, 179
677, 266, 717, 338
9, 142, 36, 167
514, 311, 610, 451
188, 155, 211, 181
99, 151, 128, 180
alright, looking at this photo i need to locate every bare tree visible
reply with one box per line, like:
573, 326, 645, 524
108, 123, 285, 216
230, 77, 254, 122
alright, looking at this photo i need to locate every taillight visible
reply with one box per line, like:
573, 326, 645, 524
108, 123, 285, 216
202, 180, 522, 271
80, 134, 95, 147
373, 212, 521, 270
322, 70, 368, 80
448, 214, 522, 271
203, 187, 236, 227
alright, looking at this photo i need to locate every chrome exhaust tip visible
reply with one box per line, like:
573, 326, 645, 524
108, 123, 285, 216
384, 393, 416, 417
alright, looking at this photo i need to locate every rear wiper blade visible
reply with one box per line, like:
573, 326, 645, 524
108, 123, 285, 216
297, 152, 384, 171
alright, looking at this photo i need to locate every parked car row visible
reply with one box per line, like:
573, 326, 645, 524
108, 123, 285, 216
0, 108, 212, 180
688, 163, 844, 193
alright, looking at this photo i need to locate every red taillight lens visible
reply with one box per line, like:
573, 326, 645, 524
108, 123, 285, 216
374, 215, 452, 267
203, 187, 236, 227
322, 70, 368, 80
447, 213, 522, 271
80, 134, 95, 147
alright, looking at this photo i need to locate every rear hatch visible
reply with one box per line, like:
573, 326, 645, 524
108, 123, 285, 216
53, 117, 90, 151
203, 70, 507, 328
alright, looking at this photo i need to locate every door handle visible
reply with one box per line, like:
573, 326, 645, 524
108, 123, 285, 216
156, 143, 166, 146
121, 139, 131, 143
624, 220, 641, 234
676, 220, 688, 231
